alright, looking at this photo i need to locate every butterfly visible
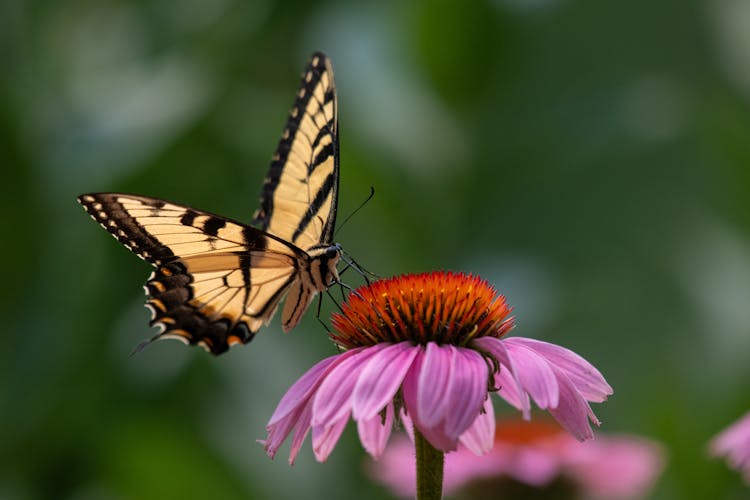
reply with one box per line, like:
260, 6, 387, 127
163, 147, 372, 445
78, 52, 342, 354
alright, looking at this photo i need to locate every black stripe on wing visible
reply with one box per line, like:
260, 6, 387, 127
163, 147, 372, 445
77, 194, 176, 265
292, 171, 336, 242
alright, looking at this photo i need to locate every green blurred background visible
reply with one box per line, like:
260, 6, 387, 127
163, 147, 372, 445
2, 0, 750, 498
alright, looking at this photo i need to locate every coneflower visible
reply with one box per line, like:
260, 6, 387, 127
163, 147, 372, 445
711, 410, 750, 484
371, 418, 664, 499
263, 271, 612, 499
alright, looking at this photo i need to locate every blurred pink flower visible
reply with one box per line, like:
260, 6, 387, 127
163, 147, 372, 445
262, 272, 612, 464
711, 410, 750, 483
370, 418, 665, 499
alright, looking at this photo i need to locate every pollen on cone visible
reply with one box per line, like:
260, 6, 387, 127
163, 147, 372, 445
330, 271, 514, 349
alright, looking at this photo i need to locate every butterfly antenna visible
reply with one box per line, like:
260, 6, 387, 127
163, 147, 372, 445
334, 186, 375, 238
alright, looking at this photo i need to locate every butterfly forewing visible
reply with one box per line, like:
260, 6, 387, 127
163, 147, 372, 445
252, 52, 339, 251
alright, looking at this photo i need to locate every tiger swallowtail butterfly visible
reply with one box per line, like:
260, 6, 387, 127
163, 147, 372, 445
78, 52, 342, 354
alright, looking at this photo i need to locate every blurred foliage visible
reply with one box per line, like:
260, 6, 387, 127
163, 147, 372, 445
2, 0, 750, 498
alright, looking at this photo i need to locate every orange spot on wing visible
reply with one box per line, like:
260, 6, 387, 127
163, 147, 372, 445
148, 298, 167, 312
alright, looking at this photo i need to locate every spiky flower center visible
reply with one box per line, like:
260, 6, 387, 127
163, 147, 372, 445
330, 271, 514, 349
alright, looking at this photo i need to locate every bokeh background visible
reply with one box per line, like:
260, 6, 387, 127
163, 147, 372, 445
2, 0, 750, 498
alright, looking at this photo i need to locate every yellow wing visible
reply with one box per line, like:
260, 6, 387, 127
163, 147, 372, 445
252, 52, 339, 252
78, 193, 306, 354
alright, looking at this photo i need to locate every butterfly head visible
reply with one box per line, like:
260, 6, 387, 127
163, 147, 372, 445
326, 243, 342, 259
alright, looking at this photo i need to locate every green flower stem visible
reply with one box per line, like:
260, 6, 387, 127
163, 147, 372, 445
415, 428, 444, 500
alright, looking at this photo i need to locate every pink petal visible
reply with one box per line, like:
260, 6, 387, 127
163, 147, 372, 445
548, 369, 596, 441
416, 421, 458, 452
440, 448, 503, 494
268, 354, 342, 426
417, 343, 456, 427
358, 403, 395, 459
263, 420, 292, 460
504, 445, 562, 486
264, 353, 349, 464
400, 349, 422, 428
402, 348, 459, 451
711, 411, 750, 483
312, 412, 351, 462
444, 348, 489, 439
565, 435, 666, 497
352, 342, 419, 420
506, 337, 613, 401
264, 411, 294, 456
265, 387, 317, 462
473, 337, 531, 417
458, 398, 495, 455
264, 398, 313, 464
494, 366, 524, 410
312, 345, 386, 426
286, 399, 315, 464
399, 408, 415, 442
367, 436, 417, 497
503, 341, 559, 410
474, 335, 610, 440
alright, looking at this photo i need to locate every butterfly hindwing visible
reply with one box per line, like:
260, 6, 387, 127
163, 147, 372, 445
78, 193, 305, 353
252, 52, 339, 251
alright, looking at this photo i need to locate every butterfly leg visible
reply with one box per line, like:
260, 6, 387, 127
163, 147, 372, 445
314, 292, 332, 333
314, 285, 351, 332
326, 285, 352, 316
340, 251, 379, 284
330, 278, 369, 304
338, 278, 349, 302
338, 255, 368, 284
337, 259, 353, 278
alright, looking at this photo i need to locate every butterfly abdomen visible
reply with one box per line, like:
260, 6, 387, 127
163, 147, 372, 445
278, 244, 341, 333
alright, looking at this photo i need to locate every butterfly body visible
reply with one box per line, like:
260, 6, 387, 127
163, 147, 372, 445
78, 52, 342, 354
